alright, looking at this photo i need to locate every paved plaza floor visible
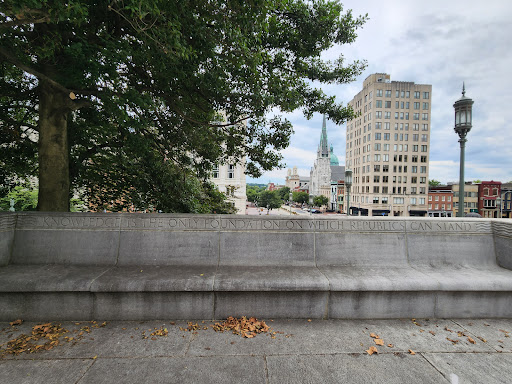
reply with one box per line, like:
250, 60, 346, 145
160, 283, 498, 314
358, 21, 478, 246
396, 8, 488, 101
2, 318, 512, 383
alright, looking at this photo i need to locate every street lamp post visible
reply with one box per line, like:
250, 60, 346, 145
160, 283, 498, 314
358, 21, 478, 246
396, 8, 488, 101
453, 83, 474, 218
289, 191, 293, 215
345, 169, 352, 216
497, 197, 502, 218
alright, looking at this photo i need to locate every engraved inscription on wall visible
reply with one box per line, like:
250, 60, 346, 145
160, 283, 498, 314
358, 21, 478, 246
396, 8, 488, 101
11, 213, 490, 234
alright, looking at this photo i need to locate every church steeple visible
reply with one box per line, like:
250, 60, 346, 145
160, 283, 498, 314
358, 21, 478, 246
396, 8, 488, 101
319, 114, 329, 158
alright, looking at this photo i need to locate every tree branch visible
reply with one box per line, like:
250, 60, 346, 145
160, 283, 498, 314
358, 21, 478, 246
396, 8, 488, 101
0, 46, 69, 94
0, 16, 50, 29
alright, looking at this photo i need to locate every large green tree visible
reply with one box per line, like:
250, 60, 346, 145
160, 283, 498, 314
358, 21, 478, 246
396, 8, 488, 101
0, 0, 366, 211
258, 190, 282, 210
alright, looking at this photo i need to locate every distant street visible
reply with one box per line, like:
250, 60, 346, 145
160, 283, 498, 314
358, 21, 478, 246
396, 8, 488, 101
245, 205, 343, 216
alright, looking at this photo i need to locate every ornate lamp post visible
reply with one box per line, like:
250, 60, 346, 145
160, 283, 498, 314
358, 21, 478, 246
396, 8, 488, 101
453, 84, 474, 217
345, 169, 352, 216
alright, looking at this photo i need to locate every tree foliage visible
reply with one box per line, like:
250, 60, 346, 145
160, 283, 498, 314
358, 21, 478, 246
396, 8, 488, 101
429, 179, 442, 187
0, 0, 367, 211
258, 190, 282, 210
292, 191, 309, 204
276, 187, 291, 201
313, 195, 328, 207
246, 185, 265, 203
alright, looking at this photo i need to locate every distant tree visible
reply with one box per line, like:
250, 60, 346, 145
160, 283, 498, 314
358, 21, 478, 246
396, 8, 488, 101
473, 179, 482, 184
429, 179, 442, 187
292, 191, 309, 204
277, 187, 291, 201
313, 195, 329, 207
0, 184, 87, 212
0, 185, 37, 211
258, 190, 282, 210
246, 185, 264, 203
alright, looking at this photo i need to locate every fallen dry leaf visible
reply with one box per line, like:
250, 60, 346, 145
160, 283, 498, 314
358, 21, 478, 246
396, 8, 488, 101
429, 331, 436, 336
387, 344, 394, 348
374, 339, 384, 346
467, 336, 476, 344
10, 319, 22, 326
477, 336, 487, 342
366, 346, 378, 355
369, 333, 379, 339
408, 349, 416, 355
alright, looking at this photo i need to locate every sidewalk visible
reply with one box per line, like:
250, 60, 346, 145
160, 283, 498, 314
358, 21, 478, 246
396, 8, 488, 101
2, 318, 512, 383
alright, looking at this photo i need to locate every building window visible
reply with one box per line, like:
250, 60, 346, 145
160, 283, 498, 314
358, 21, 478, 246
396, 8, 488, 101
383, 165, 389, 172
411, 197, 417, 205
420, 166, 427, 173
376, 111, 382, 118
385, 112, 391, 119
382, 188, 388, 194
228, 164, 235, 179
375, 133, 381, 140
422, 113, 429, 120
420, 177, 426, 184
212, 164, 219, 178
422, 124, 428, 131
385, 90, 392, 97
414, 102, 420, 109
376, 100, 382, 108
384, 133, 390, 140
421, 134, 428, 142
412, 166, 418, 173
413, 145, 418, 152
421, 145, 428, 152
413, 134, 419, 141
423, 92, 430, 99
423, 102, 429, 110
373, 187, 380, 194
414, 91, 420, 99
384, 122, 390, 130
374, 165, 380, 172
413, 113, 420, 120
385, 101, 391, 108
421, 156, 427, 162
413, 124, 419, 131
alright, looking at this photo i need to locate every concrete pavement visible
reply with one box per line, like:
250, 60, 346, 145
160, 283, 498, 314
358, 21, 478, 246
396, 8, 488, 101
2, 318, 512, 383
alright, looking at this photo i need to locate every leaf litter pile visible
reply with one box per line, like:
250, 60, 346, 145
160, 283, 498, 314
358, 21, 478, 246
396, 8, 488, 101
0, 320, 107, 357
181, 316, 273, 339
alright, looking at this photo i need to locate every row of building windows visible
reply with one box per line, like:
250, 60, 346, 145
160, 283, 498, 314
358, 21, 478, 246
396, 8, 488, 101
211, 164, 235, 179
374, 100, 429, 110
373, 90, 430, 99
428, 204, 453, 210
372, 112, 429, 120
373, 132, 428, 142
429, 195, 452, 202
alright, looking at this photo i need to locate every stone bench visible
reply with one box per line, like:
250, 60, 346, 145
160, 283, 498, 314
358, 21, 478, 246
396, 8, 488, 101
1, 212, 511, 320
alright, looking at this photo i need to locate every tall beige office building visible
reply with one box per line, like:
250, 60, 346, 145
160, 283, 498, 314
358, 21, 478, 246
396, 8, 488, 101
345, 73, 432, 216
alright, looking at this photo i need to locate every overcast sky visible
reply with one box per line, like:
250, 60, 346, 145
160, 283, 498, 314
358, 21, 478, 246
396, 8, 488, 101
247, 0, 512, 186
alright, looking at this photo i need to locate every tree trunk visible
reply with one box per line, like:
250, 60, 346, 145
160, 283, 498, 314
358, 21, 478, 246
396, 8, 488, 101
37, 80, 70, 211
